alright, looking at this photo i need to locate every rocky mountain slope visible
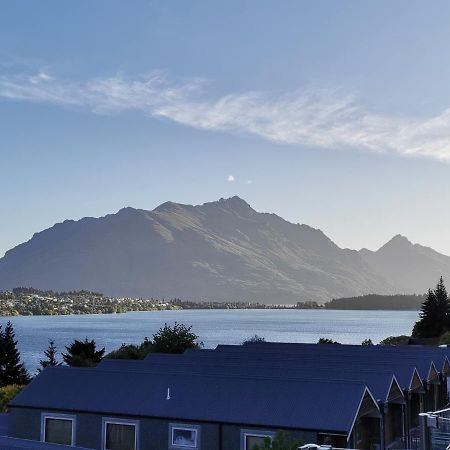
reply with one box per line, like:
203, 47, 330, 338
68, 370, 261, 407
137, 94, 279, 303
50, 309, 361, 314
0, 197, 448, 303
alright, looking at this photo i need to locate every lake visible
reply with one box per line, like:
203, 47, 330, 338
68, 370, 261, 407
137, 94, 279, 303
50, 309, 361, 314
1, 309, 419, 372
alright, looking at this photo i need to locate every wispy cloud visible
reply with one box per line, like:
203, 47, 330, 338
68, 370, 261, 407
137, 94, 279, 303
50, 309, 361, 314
227, 175, 235, 182
2, 69, 450, 161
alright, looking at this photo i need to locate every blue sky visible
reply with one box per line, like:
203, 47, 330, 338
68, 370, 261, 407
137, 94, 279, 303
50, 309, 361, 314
2, 1, 450, 256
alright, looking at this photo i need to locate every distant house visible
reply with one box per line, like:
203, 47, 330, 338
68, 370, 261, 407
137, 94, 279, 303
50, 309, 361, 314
5, 343, 450, 450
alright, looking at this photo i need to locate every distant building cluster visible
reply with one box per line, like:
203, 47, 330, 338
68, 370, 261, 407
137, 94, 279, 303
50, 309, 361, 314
0, 288, 173, 316
0, 288, 293, 316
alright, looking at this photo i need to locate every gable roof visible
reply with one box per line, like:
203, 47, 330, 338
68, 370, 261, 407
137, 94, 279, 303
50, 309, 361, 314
99, 357, 402, 403
11, 366, 375, 434
192, 344, 440, 382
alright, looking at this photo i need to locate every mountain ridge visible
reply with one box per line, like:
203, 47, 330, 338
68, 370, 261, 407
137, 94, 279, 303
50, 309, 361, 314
0, 196, 448, 303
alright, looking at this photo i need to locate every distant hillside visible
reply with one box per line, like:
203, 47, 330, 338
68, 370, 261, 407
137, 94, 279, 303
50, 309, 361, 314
324, 293, 425, 310
359, 235, 450, 294
0, 196, 449, 303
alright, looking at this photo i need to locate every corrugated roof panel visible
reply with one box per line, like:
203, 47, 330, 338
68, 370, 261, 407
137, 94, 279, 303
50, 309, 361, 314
11, 367, 371, 434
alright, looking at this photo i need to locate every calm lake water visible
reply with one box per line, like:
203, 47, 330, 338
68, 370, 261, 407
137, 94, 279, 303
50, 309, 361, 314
0, 309, 419, 372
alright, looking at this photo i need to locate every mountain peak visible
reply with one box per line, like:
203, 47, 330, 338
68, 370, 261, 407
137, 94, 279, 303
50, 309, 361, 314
389, 234, 411, 245
220, 195, 251, 208
378, 234, 413, 252
153, 201, 183, 213
198, 196, 254, 215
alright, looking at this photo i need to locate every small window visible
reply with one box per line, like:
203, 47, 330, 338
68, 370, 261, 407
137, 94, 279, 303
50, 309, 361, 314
104, 420, 137, 450
241, 431, 274, 450
42, 414, 75, 446
171, 426, 198, 448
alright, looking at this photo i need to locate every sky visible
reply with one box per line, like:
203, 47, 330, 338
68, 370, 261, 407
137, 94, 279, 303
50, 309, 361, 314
2, 1, 450, 256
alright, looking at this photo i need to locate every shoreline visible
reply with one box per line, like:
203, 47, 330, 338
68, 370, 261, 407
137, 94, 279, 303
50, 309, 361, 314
0, 307, 421, 319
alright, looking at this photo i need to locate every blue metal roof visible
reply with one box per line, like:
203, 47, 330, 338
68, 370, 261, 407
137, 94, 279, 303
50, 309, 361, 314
182, 345, 437, 382
176, 353, 426, 387
11, 366, 372, 434
99, 358, 401, 403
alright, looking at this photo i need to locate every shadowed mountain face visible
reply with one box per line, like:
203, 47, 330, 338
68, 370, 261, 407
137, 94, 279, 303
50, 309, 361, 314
0, 197, 448, 303
359, 234, 450, 295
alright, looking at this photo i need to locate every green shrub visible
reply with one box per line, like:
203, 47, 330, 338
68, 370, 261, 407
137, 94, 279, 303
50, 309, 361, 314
0, 384, 25, 412
379, 335, 410, 346
106, 339, 153, 360
253, 431, 303, 449
439, 331, 450, 345
317, 337, 340, 344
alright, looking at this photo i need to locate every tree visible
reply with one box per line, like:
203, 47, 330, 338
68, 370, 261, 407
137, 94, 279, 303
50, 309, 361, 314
412, 277, 450, 338
242, 334, 266, 344
62, 338, 105, 367
379, 335, 410, 346
361, 338, 373, 346
151, 323, 202, 354
317, 337, 340, 344
37, 339, 61, 373
106, 339, 153, 360
0, 322, 30, 386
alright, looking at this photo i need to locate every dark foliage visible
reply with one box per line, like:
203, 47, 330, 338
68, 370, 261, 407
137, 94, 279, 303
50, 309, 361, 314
252, 431, 303, 449
62, 338, 105, 367
37, 339, 61, 373
152, 323, 203, 354
325, 294, 425, 310
242, 334, 266, 344
0, 322, 30, 386
317, 337, 340, 344
412, 277, 450, 338
106, 339, 153, 360
379, 335, 411, 346
361, 338, 373, 346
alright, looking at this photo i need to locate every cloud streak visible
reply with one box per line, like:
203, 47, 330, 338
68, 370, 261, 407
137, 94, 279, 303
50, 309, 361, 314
2, 70, 450, 161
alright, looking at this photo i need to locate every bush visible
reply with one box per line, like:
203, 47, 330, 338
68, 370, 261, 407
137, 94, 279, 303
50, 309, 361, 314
152, 323, 203, 354
379, 335, 410, 346
317, 337, 340, 344
106, 339, 153, 360
253, 431, 303, 450
0, 384, 25, 412
106, 323, 202, 360
242, 334, 266, 344
439, 331, 450, 345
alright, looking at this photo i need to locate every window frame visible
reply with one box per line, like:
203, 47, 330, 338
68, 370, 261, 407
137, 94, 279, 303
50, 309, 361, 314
241, 429, 274, 450
169, 423, 200, 448
40, 412, 76, 447
102, 417, 139, 450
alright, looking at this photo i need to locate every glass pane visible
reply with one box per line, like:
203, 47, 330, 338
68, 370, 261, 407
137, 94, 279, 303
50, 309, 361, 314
246, 435, 269, 450
105, 423, 136, 450
172, 428, 196, 447
45, 418, 72, 445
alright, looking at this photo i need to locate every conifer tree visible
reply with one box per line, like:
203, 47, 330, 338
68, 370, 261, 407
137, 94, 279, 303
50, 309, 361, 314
62, 338, 105, 367
412, 277, 450, 338
37, 339, 61, 373
0, 321, 30, 386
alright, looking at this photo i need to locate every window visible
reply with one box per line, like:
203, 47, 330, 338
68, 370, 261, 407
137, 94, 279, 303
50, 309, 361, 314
103, 419, 138, 450
170, 424, 199, 448
241, 430, 274, 450
41, 413, 75, 446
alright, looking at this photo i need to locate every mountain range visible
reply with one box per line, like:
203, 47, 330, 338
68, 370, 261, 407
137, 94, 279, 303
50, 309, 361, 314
1, 196, 449, 304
